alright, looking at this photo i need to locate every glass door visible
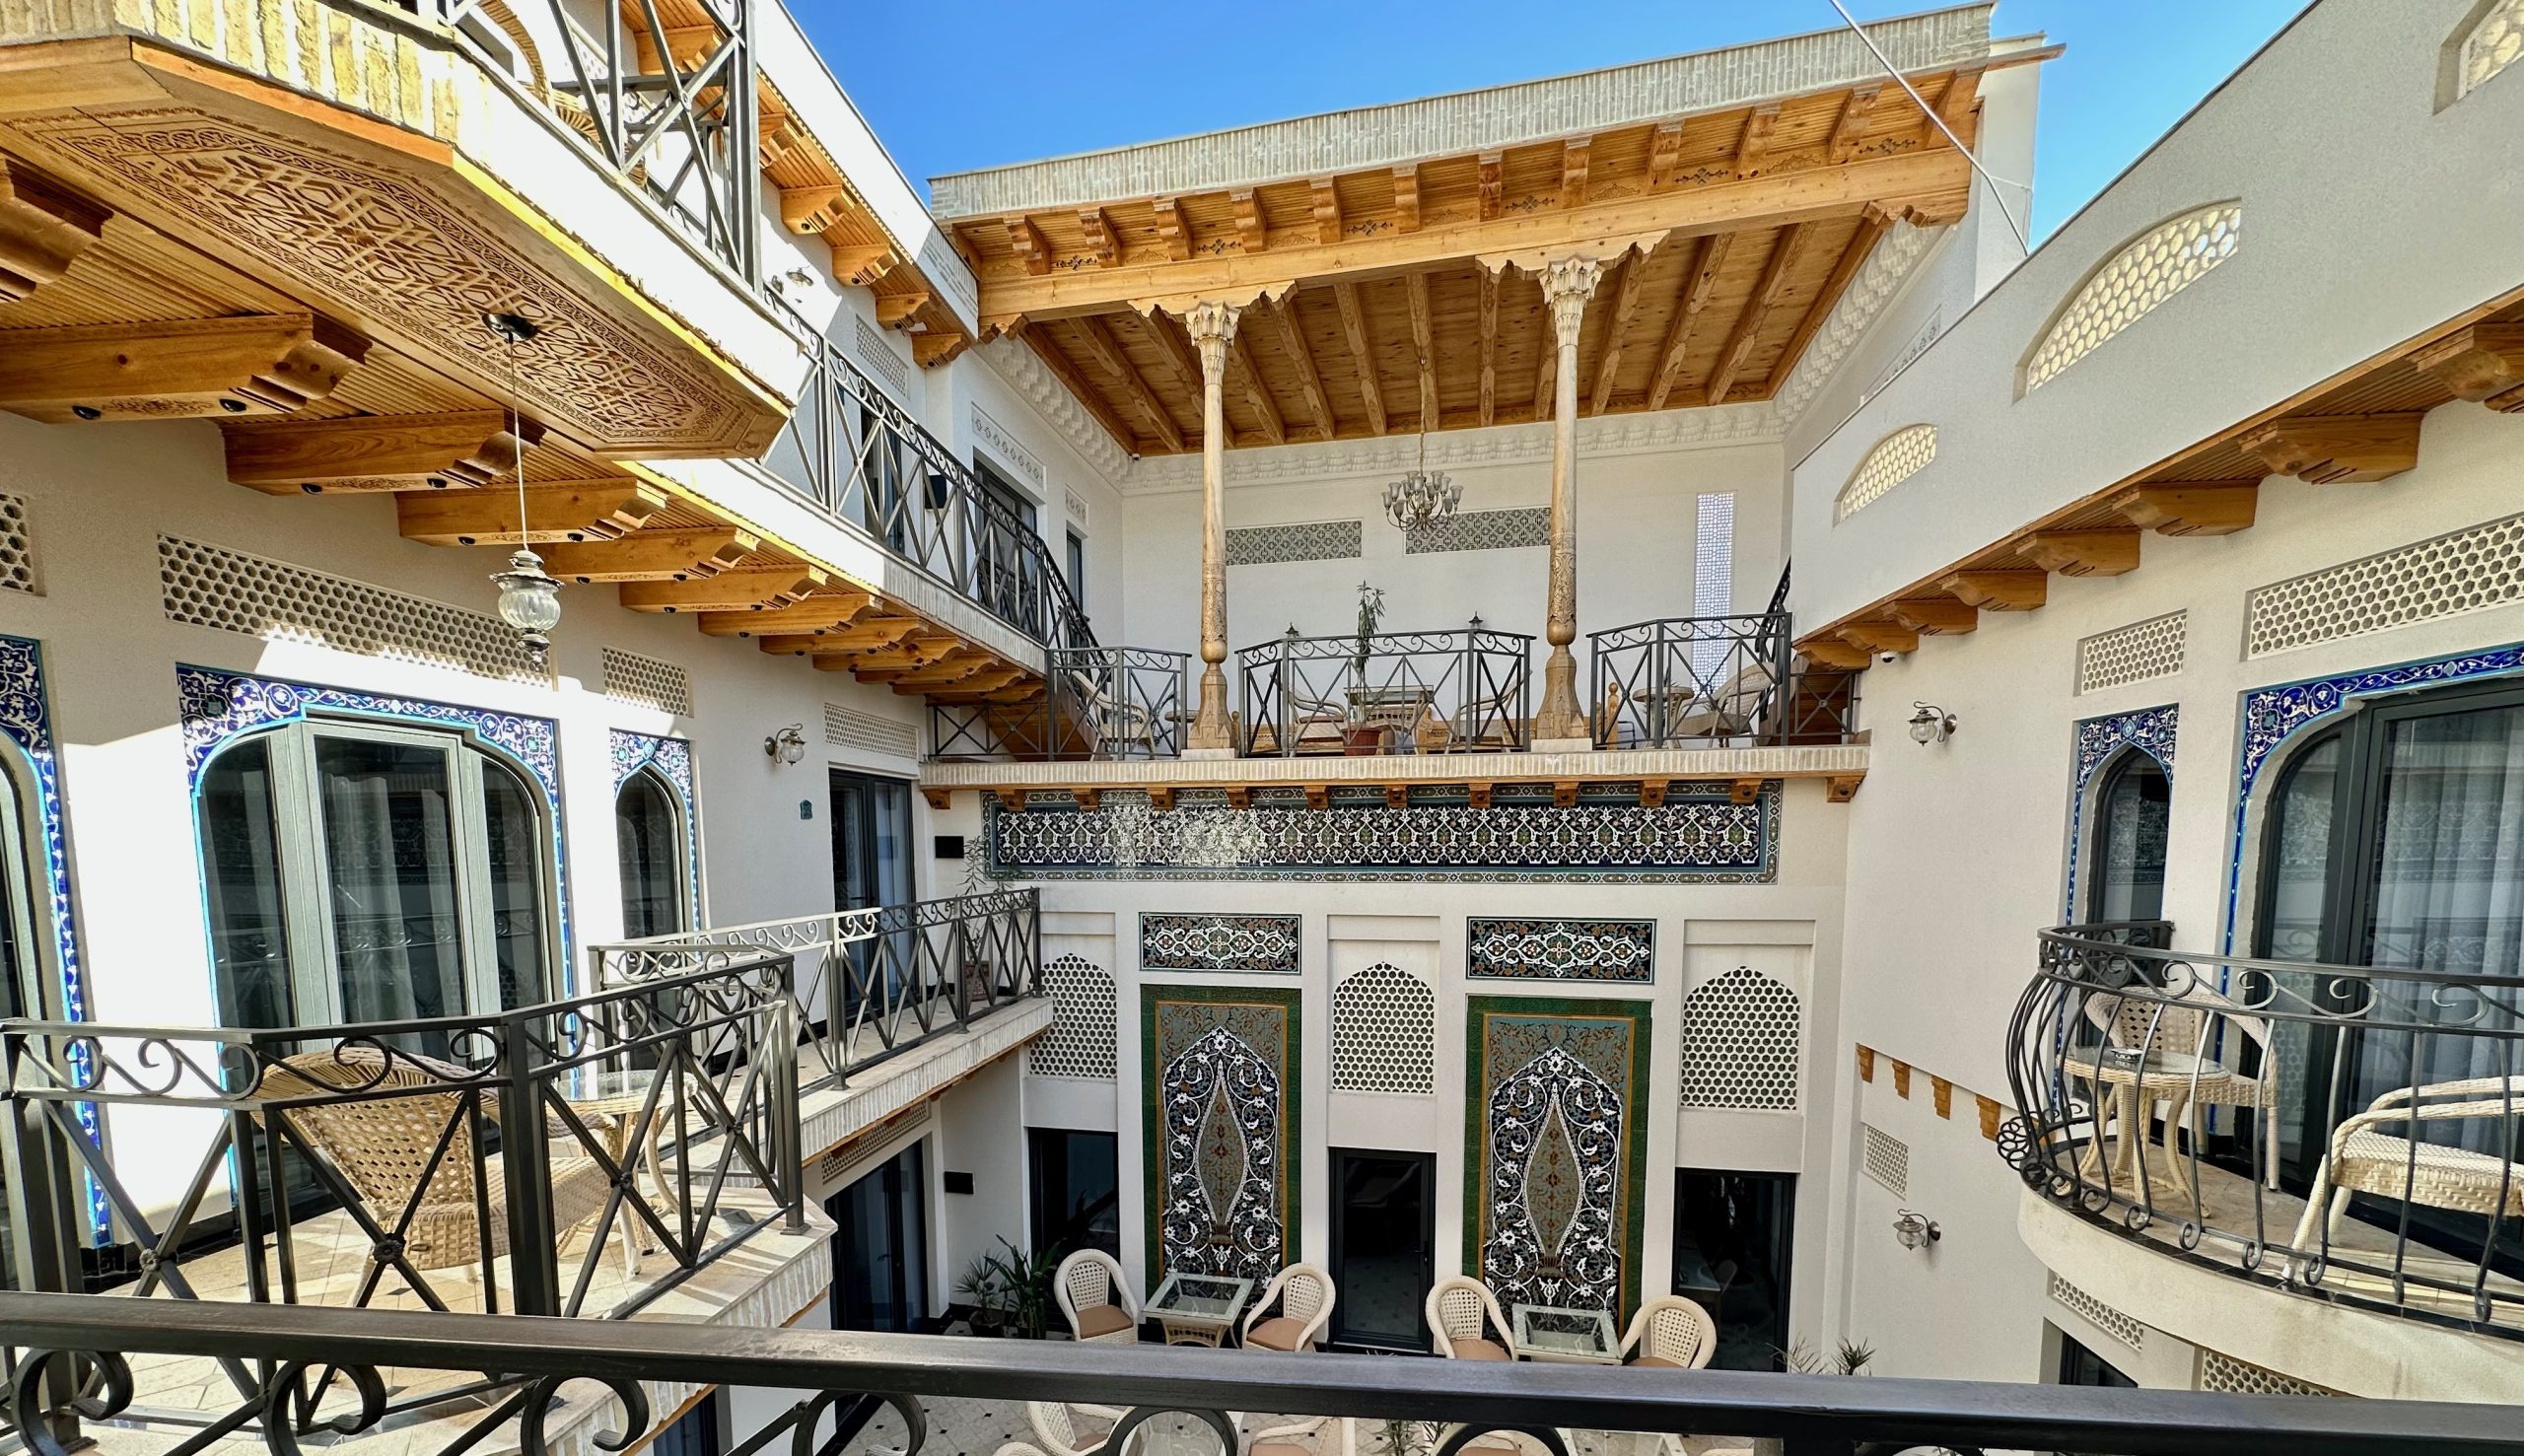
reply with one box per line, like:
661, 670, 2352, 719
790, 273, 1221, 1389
829, 769, 914, 1023
1327, 1149, 1434, 1351
828, 1140, 929, 1332
1027, 1128, 1119, 1259
1672, 1169, 1795, 1370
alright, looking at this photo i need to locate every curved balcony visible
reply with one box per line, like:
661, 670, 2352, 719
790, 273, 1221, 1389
2003, 925, 2524, 1361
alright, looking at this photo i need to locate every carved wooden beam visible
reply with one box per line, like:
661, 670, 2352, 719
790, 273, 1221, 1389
1079, 207, 1119, 266
1938, 570, 2048, 610
1133, 311, 1206, 398
2241, 413, 2423, 483
902, 661, 1023, 696
1474, 151, 1507, 221
1309, 178, 1342, 245
1798, 640, 1872, 670
1728, 777, 1763, 805
0, 316, 367, 424
2111, 482, 2258, 536
2021, 528, 2141, 577
1231, 190, 1267, 253
540, 528, 758, 583
1025, 332, 1148, 454
617, 565, 828, 612
1587, 251, 1648, 414
701, 593, 876, 638
891, 651, 990, 688
1477, 265, 1502, 427
1560, 135, 1592, 210
395, 480, 668, 546
224, 411, 540, 494
1772, 206, 1893, 391
1076, 313, 1185, 452
1735, 103, 1781, 177
1230, 328, 1287, 447
2411, 322, 2524, 412
1639, 777, 1671, 808
1405, 272, 1438, 431
1392, 165, 1421, 233
0, 160, 108, 303
1827, 774, 1863, 803
779, 185, 846, 235
1705, 223, 1809, 404
1151, 196, 1191, 261
1888, 598, 1978, 636
1648, 122, 1685, 190
828, 244, 899, 287
1835, 620, 1918, 655
1332, 281, 1387, 436
1267, 299, 1334, 442
1648, 233, 1734, 410
875, 293, 929, 326
1009, 217, 1054, 276
913, 334, 966, 368
1828, 84, 1883, 163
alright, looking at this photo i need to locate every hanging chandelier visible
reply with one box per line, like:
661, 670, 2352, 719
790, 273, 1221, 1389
1382, 424, 1459, 532
483, 311, 562, 669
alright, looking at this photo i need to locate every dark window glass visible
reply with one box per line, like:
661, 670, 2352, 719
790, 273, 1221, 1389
1673, 1169, 1794, 1370
200, 738, 291, 1029
829, 1140, 928, 1332
2087, 752, 2170, 922
315, 734, 462, 1025
615, 770, 686, 940
2057, 1331, 2137, 1387
651, 1393, 723, 1456
1328, 1149, 1435, 1351
1028, 1128, 1119, 1260
481, 757, 549, 1009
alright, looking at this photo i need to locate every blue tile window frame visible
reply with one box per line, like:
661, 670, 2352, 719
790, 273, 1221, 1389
2063, 705, 2178, 919
610, 729, 702, 932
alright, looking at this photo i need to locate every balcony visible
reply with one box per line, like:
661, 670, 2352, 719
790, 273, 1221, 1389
2004, 924, 2524, 1395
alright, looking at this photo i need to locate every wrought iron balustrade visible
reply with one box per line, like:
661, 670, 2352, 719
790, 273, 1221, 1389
931, 646, 1191, 761
764, 300, 1088, 654
4, 1291, 2518, 1456
2004, 925, 2524, 1339
587, 889, 1041, 1090
1237, 627, 1533, 757
0, 956, 806, 1330
1587, 612, 1856, 750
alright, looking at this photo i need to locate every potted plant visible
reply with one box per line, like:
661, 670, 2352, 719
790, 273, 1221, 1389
955, 1237, 1060, 1339
1345, 583, 1388, 755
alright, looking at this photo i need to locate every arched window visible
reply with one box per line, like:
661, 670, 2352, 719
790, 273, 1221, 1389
197, 720, 554, 1032
2086, 750, 2170, 923
615, 767, 688, 939
2022, 203, 2240, 392
1834, 424, 1936, 521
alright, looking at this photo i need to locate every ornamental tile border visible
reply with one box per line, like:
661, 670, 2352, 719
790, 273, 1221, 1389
175, 663, 574, 981
2064, 705, 2177, 919
1404, 507, 1549, 555
1141, 912, 1302, 973
611, 729, 702, 933
1466, 917, 1655, 982
922, 741, 1865, 788
2222, 643, 2524, 949
0, 636, 106, 1241
1142, 983, 1303, 1284
1227, 520, 1363, 566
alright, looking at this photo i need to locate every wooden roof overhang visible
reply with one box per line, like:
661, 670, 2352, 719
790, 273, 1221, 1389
937, 45, 2054, 457
1795, 293, 2524, 669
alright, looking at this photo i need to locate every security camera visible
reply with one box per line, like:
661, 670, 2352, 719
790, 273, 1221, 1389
1878, 652, 1898, 664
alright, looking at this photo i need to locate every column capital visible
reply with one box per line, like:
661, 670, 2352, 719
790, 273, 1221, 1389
1183, 300, 1242, 371
1537, 256, 1602, 347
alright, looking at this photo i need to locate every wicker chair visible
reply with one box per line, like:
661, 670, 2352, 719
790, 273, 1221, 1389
1437, 1426, 1572, 1456
1618, 1295, 1717, 1369
1246, 1416, 1341, 1456
260, 1047, 631, 1283
1425, 1276, 1515, 1360
1240, 1262, 1336, 1352
2291, 1075, 2524, 1258
1026, 1402, 1130, 1456
2073, 987, 2281, 1200
1055, 1248, 1142, 1344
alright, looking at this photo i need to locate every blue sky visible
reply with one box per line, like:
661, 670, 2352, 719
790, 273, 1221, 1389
804, 0, 2309, 240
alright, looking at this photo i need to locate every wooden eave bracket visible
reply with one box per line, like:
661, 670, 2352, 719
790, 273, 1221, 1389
1938, 570, 2047, 610
2411, 322, 2524, 412
2020, 528, 2140, 578
396, 480, 667, 546
2111, 481, 2258, 536
2240, 413, 2422, 484
0, 158, 107, 303
224, 410, 541, 494
1887, 598, 1977, 636
540, 528, 759, 584
1, 315, 368, 424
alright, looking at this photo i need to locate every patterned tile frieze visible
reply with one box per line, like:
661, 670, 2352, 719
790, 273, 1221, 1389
2066, 705, 2177, 919
1404, 506, 1549, 555
1145, 985, 1301, 1283
1464, 997, 1650, 1315
1466, 918, 1655, 982
988, 787, 1776, 882
1141, 913, 1302, 973
1226, 520, 1363, 566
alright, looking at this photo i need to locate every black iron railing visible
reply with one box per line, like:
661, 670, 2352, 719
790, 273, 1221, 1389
1587, 612, 1858, 749
4, 1292, 2518, 1456
1, 956, 805, 1327
932, 647, 1191, 761
2005, 925, 2524, 1338
588, 890, 1041, 1091
1237, 626, 1533, 757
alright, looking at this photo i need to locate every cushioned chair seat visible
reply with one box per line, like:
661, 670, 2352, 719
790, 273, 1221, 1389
1251, 1444, 1313, 1456
1449, 1337, 1512, 1361
1074, 1303, 1136, 1338
1246, 1316, 1311, 1352
1631, 1355, 1684, 1368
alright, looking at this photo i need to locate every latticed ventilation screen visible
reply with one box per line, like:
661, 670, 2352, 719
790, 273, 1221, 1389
2199, 1352, 2343, 1397
1835, 425, 1935, 521
0, 493, 35, 595
826, 703, 920, 759
159, 535, 541, 682
1227, 520, 1363, 566
2076, 611, 2188, 694
1404, 507, 1550, 555
2461, 0, 2524, 98
2049, 1274, 2144, 1351
1330, 963, 1435, 1095
1029, 954, 1117, 1079
2245, 512, 2524, 658
601, 648, 691, 715
1680, 966, 1799, 1110
1860, 1124, 1908, 1196
2026, 204, 2241, 391
854, 315, 912, 399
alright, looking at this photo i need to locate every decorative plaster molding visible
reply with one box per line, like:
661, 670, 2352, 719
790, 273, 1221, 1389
979, 337, 1132, 481
923, 741, 1864, 789
1121, 402, 1782, 494
1775, 221, 1943, 424
969, 401, 1046, 491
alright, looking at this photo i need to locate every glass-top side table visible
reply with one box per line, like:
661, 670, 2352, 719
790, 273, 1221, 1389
1147, 1272, 1254, 1347
1511, 1303, 1621, 1364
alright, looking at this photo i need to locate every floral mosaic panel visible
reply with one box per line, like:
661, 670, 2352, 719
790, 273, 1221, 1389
1141, 913, 1301, 973
2065, 705, 2177, 918
989, 787, 1775, 883
1144, 985, 1301, 1283
611, 730, 699, 927
1466, 918, 1654, 982
1463, 997, 1650, 1315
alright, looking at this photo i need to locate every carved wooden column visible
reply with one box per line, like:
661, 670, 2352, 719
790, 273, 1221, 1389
1530, 255, 1602, 749
1183, 300, 1242, 756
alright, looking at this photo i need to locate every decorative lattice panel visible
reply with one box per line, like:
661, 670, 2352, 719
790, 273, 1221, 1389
2199, 1352, 2343, 1397
1861, 1123, 1908, 1196
854, 315, 911, 399
825, 702, 919, 759
2461, 0, 2524, 98
2244, 511, 2524, 659
2049, 1274, 2144, 1351
1679, 965, 1800, 1109
1227, 520, 1363, 566
601, 648, 691, 715
158, 535, 540, 682
1029, 954, 1117, 1079
1404, 507, 1549, 555
1329, 963, 1435, 1095
2076, 611, 2188, 694
1835, 425, 1935, 521
0, 493, 35, 595
2026, 203, 2241, 391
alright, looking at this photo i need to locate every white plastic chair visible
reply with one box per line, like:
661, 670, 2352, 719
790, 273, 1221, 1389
1055, 1248, 1142, 1345
1425, 1276, 1515, 1360
1618, 1295, 1717, 1369
1240, 1262, 1336, 1352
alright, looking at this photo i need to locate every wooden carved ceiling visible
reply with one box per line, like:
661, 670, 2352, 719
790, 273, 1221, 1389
942, 61, 2034, 455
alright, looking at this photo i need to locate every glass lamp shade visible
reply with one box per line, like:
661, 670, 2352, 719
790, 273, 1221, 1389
492, 548, 563, 662
1382, 468, 1461, 531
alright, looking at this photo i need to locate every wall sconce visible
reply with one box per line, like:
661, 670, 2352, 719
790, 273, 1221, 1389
1893, 1209, 1941, 1250
1907, 702, 1957, 745
763, 725, 806, 766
